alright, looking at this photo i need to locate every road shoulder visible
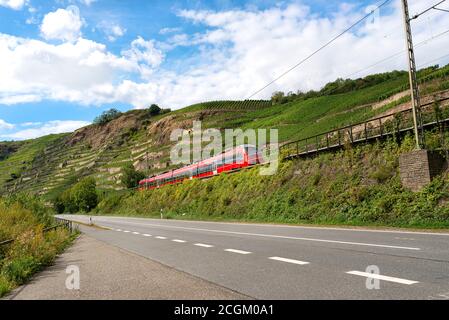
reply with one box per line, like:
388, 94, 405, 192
4, 234, 249, 300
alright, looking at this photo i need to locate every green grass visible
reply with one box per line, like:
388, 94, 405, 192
0, 196, 76, 297
0, 134, 66, 187
179, 100, 272, 113
93, 132, 449, 229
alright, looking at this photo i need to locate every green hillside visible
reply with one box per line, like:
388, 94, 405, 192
94, 134, 449, 228
1, 65, 449, 202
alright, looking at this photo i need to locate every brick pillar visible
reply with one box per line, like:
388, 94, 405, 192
399, 150, 446, 192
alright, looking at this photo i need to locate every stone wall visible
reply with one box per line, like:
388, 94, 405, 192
399, 150, 446, 192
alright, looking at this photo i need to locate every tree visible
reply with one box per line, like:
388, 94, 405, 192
93, 108, 122, 125
148, 104, 162, 116
122, 164, 145, 189
53, 177, 98, 213
271, 91, 285, 105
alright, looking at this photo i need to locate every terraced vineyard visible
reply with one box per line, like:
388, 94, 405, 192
182, 100, 272, 112
1, 65, 449, 200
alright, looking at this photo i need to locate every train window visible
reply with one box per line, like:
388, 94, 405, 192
236, 152, 244, 163
224, 155, 234, 164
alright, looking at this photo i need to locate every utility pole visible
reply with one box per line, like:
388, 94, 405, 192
401, 0, 424, 149
145, 151, 149, 175
145, 151, 149, 190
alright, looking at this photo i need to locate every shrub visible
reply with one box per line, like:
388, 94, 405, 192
70, 177, 98, 212
53, 177, 98, 213
122, 164, 145, 189
93, 108, 122, 125
148, 104, 162, 116
370, 164, 395, 183
0, 198, 74, 298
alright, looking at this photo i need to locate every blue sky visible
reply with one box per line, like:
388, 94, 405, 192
0, 0, 448, 140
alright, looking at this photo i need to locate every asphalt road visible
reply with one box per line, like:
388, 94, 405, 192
59, 215, 449, 299
5, 234, 247, 300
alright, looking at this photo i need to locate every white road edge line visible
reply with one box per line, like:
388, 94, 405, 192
84, 215, 449, 236
269, 257, 310, 265
194, 243, 214, 248
346, 271, 419, 285
60, 215, 449, 236
172, 239, 187, 243
102, 221, 421, 251
225, 249, 252, 255
155, 236, 167, 239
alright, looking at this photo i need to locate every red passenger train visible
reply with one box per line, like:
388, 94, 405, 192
139, 145, 260, 190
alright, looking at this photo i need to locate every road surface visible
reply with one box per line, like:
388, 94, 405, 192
59, 215, 449, 299
5, 234, 246, 300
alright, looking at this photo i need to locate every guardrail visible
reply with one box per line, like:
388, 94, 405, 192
0, 217, 74, 247
281, 96, 449, 159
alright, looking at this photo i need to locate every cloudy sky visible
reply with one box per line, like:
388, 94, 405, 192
0, 0, 448, 140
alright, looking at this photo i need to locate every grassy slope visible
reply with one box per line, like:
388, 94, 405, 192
0, 134, 66, 193
95, 132, 449, 228
0, 196, 76, 297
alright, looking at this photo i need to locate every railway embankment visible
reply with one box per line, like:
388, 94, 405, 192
94, 132, 449, 229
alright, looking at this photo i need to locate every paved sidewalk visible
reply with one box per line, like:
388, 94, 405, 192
5, 234, 249, 300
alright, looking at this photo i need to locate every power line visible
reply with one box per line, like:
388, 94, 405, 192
381, 3, 443, 40
411, 0, 447, 20
311, 26, 449, 98
434, 6, 449, 12
417, 52, 449, 68
246, 0, 392, 99
345, 26, 449, 79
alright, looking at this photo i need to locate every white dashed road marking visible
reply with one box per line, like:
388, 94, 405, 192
194, 243, 214, 248
225, 249, 252, 255
109, 221, 421, 251
155, 236, 167, 239
132, 232, 140, 235
172, 239, 187, 243
269, 257, 310, 265
123, 230, 130, 233
116, 229, 122, 232
142, 234, 152, 237
346, 271, 419, 285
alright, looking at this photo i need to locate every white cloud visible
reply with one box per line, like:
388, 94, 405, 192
97, 21, 126, 42
0, 33, 161, 106
122, 37, 164, 67
40, 6, 84, 42
109, 25, 125, 40
0, 0, 26, 10
1, 1, 449, 111
0, 119, 14, 130
0, 94, 42, 105
1, 120, 90, 140
21, 122, 42, 127
159, 27, 182, 35
78, 0, 96, 5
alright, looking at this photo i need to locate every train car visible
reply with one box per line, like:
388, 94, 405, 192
139, 145, 260, 191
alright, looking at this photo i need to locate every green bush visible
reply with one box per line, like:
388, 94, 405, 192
53, 177, 98, 213
148, 104, 162, 116
71, 177, 98, 212
122, 164, 145, 189
0, 198, 75, 298
93, 108, 122, 125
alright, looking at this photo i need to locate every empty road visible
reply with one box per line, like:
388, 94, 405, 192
59, 215, 449, 299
